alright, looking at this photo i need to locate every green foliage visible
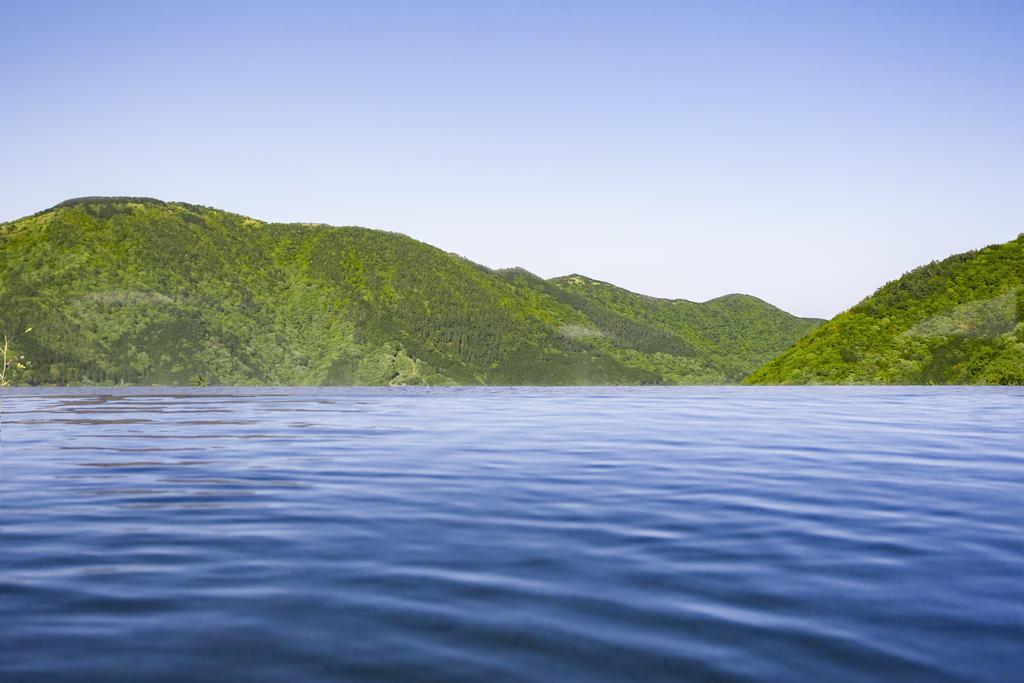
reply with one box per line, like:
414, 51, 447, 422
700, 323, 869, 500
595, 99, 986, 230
0, 198, 819, 386
746, 235, 1024, 385
495, 271, 822, 382
0, 329, 31, 387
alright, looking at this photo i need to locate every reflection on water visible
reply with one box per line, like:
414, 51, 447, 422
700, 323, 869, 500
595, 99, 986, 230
1, 387, 1022, 682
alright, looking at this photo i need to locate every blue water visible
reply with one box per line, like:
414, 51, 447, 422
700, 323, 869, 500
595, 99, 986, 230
1, 387, 1021, 682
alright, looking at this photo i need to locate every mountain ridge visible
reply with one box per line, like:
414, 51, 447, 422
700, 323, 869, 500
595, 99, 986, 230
0, 197, 820, 386
7, 198, 805, 312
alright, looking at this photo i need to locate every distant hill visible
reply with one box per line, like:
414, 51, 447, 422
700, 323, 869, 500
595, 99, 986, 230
746, 235, 1024, 385
497, 270, 821, 383
0, 197, 820, 386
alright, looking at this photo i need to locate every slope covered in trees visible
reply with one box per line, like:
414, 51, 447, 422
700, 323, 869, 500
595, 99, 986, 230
0, 197, 820, 386
746, 235, 1024, 385
497, 270, 821, 383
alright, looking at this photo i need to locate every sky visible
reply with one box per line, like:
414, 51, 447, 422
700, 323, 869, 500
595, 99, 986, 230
2, 1, 1021, 318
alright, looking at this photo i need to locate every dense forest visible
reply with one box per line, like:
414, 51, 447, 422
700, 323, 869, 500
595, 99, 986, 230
498, 270, 820, 383
746, 234, 1024, 385
0, 197, 820, 386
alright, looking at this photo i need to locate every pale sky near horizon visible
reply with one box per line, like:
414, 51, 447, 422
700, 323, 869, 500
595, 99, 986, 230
2, 1, 1021, 318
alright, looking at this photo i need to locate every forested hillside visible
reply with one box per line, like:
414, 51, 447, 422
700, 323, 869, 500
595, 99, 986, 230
0, 197, 820, 386
497, 271, 820, 383
746, 235, 1024, 385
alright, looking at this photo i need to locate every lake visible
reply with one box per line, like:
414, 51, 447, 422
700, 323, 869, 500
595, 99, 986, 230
1, 387, 1021, 682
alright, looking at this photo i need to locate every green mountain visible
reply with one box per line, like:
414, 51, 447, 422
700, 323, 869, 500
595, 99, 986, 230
746, 235, 1024, 385
0, 197, 820, 386
496, 270, 821, 383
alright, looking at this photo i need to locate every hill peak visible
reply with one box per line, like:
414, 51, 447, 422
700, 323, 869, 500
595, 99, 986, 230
52, 196, 169, 209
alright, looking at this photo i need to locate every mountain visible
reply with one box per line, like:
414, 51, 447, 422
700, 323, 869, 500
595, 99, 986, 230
495, 270, 821, 383
746, 235, 1024, 385
0, 197, 820, 386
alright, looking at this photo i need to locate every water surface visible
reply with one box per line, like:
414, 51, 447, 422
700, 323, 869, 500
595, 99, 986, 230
2, 387, 1021, 682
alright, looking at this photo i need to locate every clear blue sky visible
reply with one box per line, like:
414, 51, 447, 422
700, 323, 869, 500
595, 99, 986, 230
3, 1, 1021, 318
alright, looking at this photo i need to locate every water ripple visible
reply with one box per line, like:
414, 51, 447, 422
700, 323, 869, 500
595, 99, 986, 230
1, 387, 1021, 682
